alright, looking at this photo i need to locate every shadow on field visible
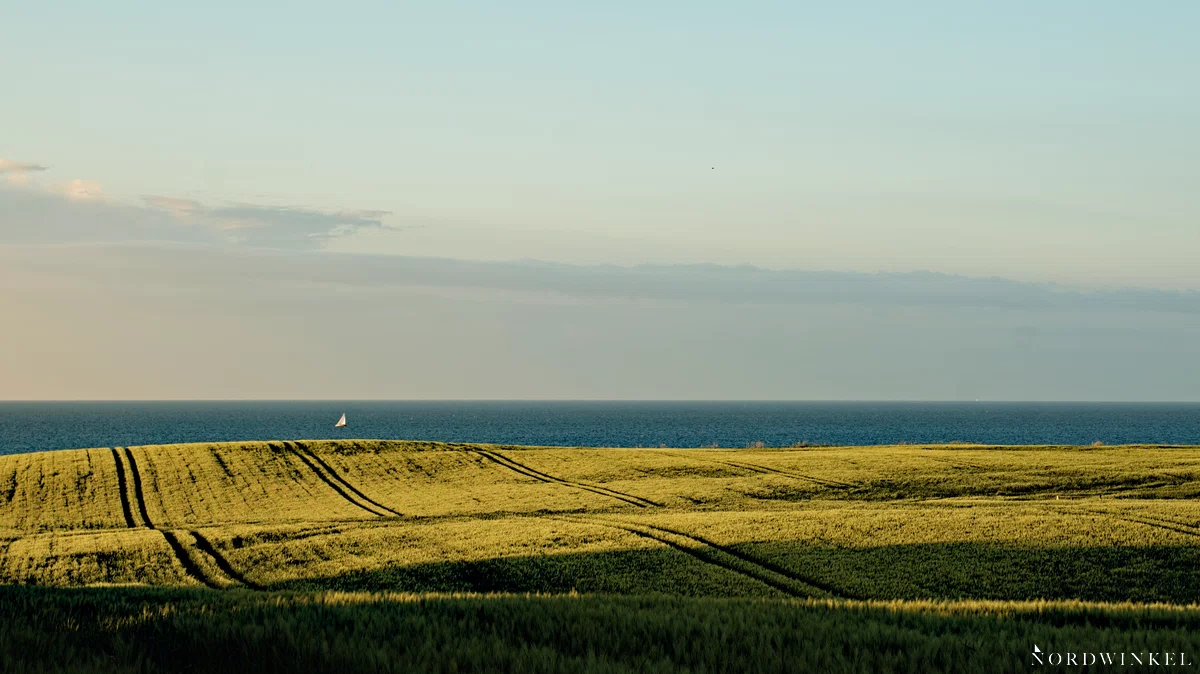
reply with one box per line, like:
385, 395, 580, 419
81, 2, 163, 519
730, 540, 1200, 604
247, 540, 1200, 604
5, 585, 1200, 674
261, 547, 786, 598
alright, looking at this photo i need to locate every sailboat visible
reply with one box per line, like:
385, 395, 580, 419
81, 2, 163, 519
334, 413, 347, 428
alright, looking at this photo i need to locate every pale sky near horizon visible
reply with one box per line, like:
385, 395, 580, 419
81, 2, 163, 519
2, 2, 1199, 400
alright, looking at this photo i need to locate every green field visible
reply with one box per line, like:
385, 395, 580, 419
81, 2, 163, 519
3, 440, 1200, 672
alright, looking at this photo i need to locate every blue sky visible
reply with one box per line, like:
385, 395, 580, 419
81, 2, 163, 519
1, 2, 1198, 399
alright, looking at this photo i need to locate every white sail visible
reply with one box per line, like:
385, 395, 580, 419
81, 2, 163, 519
334, 413, 347, 428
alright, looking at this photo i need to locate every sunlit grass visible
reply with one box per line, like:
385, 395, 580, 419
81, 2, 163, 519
3, 440, 1200, 671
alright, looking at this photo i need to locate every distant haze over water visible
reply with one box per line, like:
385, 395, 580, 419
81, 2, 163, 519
2, 402, 1200, 455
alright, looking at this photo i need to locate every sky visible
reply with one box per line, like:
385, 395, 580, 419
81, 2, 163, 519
1, 1, 1199, 400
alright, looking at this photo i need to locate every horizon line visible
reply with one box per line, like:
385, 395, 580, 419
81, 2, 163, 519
4, 399, 1200, 405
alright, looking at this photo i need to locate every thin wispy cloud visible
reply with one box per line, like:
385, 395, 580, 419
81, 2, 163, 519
0, 157, 107, 200
141, 195, 393, 247
0, 173, 393, 250
55, 179, 104, 202
0, 159, 50, 174
141, 195, 206, 217
0, 151, 392, 250
0, 158, 50, 186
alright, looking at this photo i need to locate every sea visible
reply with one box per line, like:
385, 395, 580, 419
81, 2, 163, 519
1, 401, 1200, 456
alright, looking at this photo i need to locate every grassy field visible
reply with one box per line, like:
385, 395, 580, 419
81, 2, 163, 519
2, 440, 1200, 671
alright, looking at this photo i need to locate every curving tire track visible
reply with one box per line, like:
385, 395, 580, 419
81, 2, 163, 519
923, 456, 986, 472
715, 459, 853, 490
282, 444, 389, 517
120, 448, 256, 589
1114, 510, 1200, 532
190, 530, 264, 590
291, 442, 403, 517
122, 447, 154, 527
1073, 507, 1200, 540
0, 539, 12, 581
659, 451, 853, 490
1122, 515, 1200, 538
109, 448, 136, 528
159, 530, 220, 589
554, 515, 842, 599
475, 449, 661, 508
633, 520, 856, 599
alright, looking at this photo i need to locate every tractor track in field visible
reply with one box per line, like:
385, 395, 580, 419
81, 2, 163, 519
159, 530, 221, 589
715, 459, 854, 489
115, 448, 258, 590
1120, 515, 1200, 539
665, 452, 853, 490
160, 526, 258, 590
1126, 512, 1200, 533
922, 456, 988, 472
634, 520, 856, 599
190, 530, 264, 590
109, 448, 136, 528
1066, 506, 1200, 540
0, 539, 12, 577
122, 447, 154, 528
554, 515, 850, 599
474, 449, 661, 508
290, 442, 403, 517
281, 443, 394, 518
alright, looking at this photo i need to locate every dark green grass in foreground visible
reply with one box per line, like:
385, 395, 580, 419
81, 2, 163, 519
5, 586, 1200, 674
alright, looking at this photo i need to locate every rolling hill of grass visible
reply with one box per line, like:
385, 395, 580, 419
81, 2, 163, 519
3, 440, 1200, 672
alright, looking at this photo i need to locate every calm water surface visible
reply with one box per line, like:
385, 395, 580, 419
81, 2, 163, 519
2, 402, 1199, 455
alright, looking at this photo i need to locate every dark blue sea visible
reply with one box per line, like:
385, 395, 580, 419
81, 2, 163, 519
2, 402, 1200, 456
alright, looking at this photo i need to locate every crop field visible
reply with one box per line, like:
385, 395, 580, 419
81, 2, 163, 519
3, 440, 1200, 672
